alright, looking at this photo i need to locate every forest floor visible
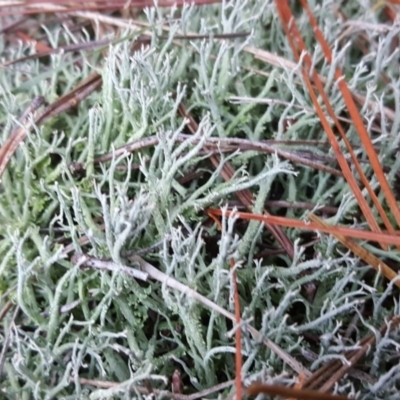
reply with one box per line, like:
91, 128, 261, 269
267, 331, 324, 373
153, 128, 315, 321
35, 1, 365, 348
1, 1, 400, 399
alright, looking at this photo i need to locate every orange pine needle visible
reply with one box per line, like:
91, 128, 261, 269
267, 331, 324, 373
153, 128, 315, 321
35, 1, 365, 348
274, 0, 396, 250
299, 0, 400, 231
309, 213, 400, 289
207, 208, 400, 246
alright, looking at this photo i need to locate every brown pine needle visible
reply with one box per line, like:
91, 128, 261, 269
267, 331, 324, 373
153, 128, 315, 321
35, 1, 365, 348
274, 0, 388, 250
246, 382, 349, 400
0, 96, 45, 178
300, 0, 400, 233
207, 208, 400, 247
308, 213, 400, 289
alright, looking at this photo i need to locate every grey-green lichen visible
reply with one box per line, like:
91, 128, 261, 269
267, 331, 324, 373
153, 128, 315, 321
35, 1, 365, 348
0, 1, 400, 399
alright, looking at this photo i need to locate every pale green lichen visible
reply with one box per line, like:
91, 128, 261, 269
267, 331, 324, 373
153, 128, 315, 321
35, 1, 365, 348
0, 1, 400, 399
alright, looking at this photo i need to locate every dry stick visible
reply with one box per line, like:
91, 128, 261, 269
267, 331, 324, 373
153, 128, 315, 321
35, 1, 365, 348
128, 254, 310, 377
0, 96, 45, 178
69, 376, 235, 400
8, 0, 223, 16
93, 134, 343, 177
1, 37, 114, 67
2, 32, 248, 68
178, 103, 295, 259
246, 382, 349, 400
0, 72, 102, 179
171, 370, 182, 395
37, 72, 102, 124
71, 253, 149, 282
0, 15, 27, 33
63, 235, 308, 375
0, 300, 14, 323
185, 378, 235, 400
262, 200, 338, 215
